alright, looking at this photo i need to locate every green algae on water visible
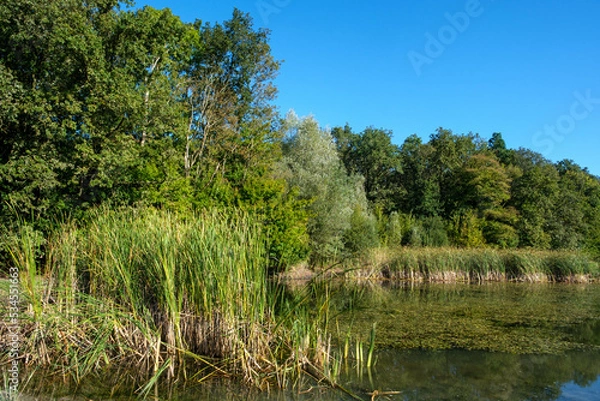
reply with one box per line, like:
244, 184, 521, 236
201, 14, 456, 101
331, 282, 600, 354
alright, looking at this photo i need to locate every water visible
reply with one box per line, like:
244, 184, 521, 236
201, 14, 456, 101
338, 349, 600, 401
21, 283, 600, 401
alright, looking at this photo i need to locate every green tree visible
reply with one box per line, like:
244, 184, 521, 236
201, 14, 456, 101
452, 153, 517, 247
548, 160, 600, 251
184, 9, 281, 203
332, 126, 404, 213
0, 0, 129, 228
509, 151, 559, 248
488, 132, 512, 165
428, 128, 481, 217
280, 113, 371, 260
398, 134, 441, 216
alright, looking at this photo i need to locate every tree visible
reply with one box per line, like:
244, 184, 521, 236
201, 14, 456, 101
548, 160, 600, 251
184, 9, 280, 200
332, 126, 403, 213
428, 128, 481, 217
509, 151, 559, 248
279, 113, 371, 260
398, 134, 441, 216
0, 0, 129, 227
488, 132, 512, 165
453, 153, 517, 247
454, 153, 511, 213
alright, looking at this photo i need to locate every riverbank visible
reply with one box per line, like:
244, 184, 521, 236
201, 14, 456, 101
0, 208, 338, 398
286, 247, 600, 283
3, 209, 599, 398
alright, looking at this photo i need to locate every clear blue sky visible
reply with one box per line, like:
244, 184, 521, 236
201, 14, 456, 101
139, 0, 600, 175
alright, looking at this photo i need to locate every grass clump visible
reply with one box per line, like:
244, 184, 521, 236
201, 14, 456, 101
0, 207, 338, 396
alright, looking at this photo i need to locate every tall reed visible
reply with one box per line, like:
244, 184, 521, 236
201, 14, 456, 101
1, 207, 337, 395
358, 247, 599, 282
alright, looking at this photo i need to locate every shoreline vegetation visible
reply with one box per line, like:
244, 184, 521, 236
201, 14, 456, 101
291, 247, 599, 284
0, 209, 340, 397
1, 208, 599, 397
2, 0, 600, 399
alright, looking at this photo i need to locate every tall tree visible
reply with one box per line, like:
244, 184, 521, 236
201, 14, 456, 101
280, 113, 371, 259
428, 128, 481, 217
0, 0, 126, 227
398, 134, 440, 216
184, 9, 280, 200
332, 126, 403, 213
453, 153, 518, 247
509, 151, 559, 248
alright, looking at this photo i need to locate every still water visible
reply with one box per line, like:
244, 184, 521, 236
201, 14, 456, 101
24, 283, 600, 401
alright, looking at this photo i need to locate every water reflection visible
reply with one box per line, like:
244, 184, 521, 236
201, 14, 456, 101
338, 349, 600, 401
30, 350, 600, 401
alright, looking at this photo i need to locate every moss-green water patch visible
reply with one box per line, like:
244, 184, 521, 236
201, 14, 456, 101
331, 282, 600, 354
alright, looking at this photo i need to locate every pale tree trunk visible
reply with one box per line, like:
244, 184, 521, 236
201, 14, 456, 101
140, 57, 161, 147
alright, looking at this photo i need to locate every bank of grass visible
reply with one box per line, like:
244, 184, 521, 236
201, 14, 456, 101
0, 207, 338, 397
351, 247, 600, 283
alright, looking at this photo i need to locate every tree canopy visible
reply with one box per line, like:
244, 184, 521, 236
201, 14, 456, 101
2, 0, 600, 269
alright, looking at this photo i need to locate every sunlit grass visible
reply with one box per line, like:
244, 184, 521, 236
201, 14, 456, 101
354, 247, 599, 282
0, 207, 341, 397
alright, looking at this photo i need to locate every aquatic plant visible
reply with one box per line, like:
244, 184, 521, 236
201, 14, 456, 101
355, 247, 599, 282
0, 207, 338, 396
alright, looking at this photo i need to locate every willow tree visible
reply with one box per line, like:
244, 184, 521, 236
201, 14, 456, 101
280, 113, 375, 260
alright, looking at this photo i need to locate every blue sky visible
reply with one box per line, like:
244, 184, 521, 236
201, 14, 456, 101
139, 0, 600, 175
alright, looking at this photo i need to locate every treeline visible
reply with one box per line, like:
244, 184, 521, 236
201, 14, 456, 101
1, 0, 599, 270
331, 125, 600, 255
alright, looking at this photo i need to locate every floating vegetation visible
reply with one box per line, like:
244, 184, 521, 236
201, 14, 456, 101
332, 281, 600, 354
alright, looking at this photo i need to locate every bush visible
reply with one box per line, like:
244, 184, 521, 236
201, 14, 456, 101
420, 216, 449, 247
344, 205, 379, 254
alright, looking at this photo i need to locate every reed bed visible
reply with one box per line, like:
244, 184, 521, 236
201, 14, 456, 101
358, 247, 599, 283
0, 207, 336, 396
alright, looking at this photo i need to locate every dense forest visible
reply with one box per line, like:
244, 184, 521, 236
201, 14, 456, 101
2, 0, 600, 270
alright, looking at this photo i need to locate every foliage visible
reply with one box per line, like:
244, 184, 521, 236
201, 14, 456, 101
1, 0, 600, 267
279, 113, 371, 261
1, 208, 336, 393
0, 0, 308, 270
332, 125, 404, 213
343, 204, 380, 254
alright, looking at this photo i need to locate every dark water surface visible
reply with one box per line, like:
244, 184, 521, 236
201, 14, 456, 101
23, 283, 600, 401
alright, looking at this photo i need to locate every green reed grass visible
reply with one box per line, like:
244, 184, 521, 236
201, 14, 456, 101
1, 207, 341, 396
7, 225, 43, 319
360, 247, 599, 282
